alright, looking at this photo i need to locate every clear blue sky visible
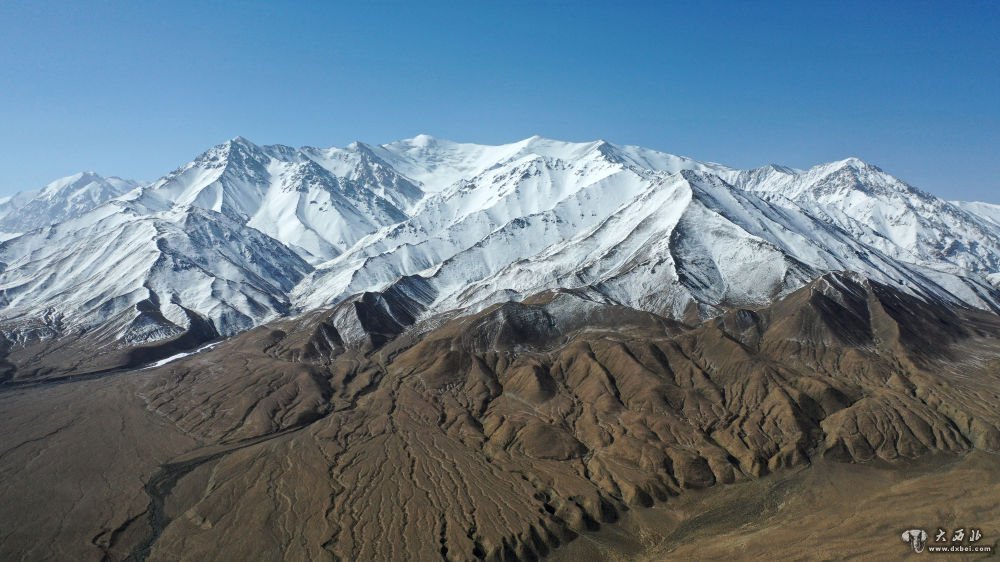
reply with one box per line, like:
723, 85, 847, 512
1, 0, 997, 201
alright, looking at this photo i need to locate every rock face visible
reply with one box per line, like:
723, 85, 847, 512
3, 272, 998, 561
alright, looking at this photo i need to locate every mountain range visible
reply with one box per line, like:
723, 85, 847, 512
1, 135, 999, 377
3, 135, 1000, 562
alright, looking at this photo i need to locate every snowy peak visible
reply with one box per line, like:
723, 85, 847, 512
735, 155, 933, 203
809, 157, 913, 196
189, 136, 269, 171
367, 135, 628, 193
48, 172, 138, 206
0, 200, 311, 349
405, 133, 439, 148
320, 141, 424, 212
732, 156, 1000, 279
39, 171, 102, 197
955, 200, 1000, 228
142, 136, 416, 263
825, 156, 867, 170
0, 171, 139, 236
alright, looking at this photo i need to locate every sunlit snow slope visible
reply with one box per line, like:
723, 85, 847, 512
2, 135, 998, 350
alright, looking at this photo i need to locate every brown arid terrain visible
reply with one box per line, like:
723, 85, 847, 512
1, 271, 999, 561
549, 451, 1000, 561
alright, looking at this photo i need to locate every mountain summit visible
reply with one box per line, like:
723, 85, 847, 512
0, 171, 138, 236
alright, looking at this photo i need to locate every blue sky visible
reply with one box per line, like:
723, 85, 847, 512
1, 0, 997, 201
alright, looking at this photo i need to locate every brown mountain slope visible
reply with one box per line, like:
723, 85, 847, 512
1, 272, 999, 561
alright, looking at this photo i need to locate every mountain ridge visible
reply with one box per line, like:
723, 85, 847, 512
2, 135, 1000, 373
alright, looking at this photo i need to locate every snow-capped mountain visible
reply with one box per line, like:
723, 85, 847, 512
727, 158, 1000, 277
296, 137, 1000, 319
136, 137, 420, 263
1, 135, 999, 354
0, 195, 310, 347
0, 171, 138, 238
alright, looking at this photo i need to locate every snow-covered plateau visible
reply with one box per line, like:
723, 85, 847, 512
2, 135, 999, 349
